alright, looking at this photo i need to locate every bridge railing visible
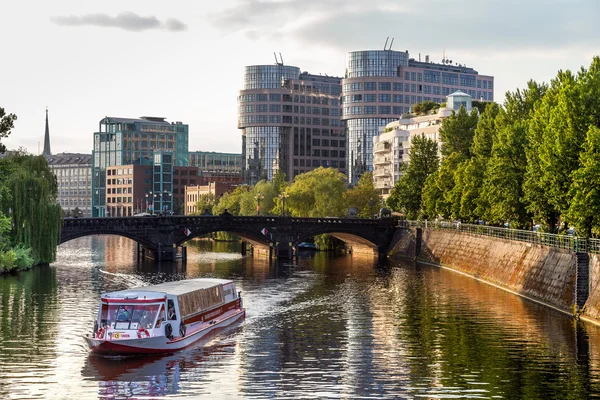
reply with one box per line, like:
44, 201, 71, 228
404, 220, 594, 253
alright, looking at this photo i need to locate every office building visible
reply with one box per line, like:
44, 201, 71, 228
46, 153, 92, 217
373, 91, 473, 198
343, 50, 494, 184
92, 116, 189, 216
189, 151, 243, 186
238, 64, 346, 184
105, 160, 200, 217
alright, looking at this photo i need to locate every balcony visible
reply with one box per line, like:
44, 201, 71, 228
373, 157, 392, 165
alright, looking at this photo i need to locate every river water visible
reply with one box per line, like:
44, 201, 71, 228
1, 236, 600, 399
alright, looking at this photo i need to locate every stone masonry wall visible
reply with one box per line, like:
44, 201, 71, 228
583, 255, 600, 320
390, 228, 577, 313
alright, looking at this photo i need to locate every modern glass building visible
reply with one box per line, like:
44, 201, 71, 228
92, 116, 189, 216
342, 50, 494, 184
238, 64, 345, 184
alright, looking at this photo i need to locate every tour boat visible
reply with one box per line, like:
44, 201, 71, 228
84, 278, 245, 355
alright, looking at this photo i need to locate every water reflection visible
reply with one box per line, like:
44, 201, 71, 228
2, 236, 600, 398
82, 330, 242, 398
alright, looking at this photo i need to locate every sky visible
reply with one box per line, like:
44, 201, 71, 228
2, 0, 599, 155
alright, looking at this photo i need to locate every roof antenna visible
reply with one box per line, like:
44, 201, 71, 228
274, 52, 283, 66
389, 38, 394, 51
279, 53, 284, 65
383, 37, 389, 50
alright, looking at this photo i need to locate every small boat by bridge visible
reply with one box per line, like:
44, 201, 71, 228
85, 278, 245, 355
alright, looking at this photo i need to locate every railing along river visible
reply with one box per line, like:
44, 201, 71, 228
404, 220, 600, 254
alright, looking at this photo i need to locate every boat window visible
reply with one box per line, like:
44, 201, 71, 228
167, 300, 177, 320
100, 304, 161, 330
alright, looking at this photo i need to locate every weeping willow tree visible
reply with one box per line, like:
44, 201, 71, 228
1, 155, 62, 265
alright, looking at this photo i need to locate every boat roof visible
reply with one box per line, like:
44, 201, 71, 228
102, 278, 233, 298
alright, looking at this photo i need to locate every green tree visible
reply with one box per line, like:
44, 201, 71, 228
344, 171, 383, 218
0, 107, 17, 153
459, 103, 500, 221
567, 126, 600, 237
1, 155, 62, 265
387, 134, 439, 219
438, 106, 479, 158
286, 167, 347, 217
212, 185, 249, 215
193, 193, 216, 215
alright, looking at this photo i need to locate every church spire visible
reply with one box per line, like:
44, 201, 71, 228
43, 107, 51, 156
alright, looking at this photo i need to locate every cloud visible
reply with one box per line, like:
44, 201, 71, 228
208, 0, 599, 52
50, 11, 187, 32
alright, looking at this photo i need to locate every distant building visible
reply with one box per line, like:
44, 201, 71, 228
343, 50, 493, 184
373, 91, 473, 199
189, 151, 243, 186
92, 116, 189, 216
184, 182, 236, 215
238, 64, 346, 184
46, 153, 92, 217
105, 161, 200, 217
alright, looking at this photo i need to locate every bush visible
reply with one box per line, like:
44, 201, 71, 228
13, 245, 34, 270
0, 249, 17, 273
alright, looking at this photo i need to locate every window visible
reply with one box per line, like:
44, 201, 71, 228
378, 82, 391, 91
364, 82, 377, 91
378, 94, 391, 102
351, 82, 362, 91
351, 106, 362, 115
364, 94, 377, 102
364, 106, 376, 114
269, 94, 281, 102
352, 94, 362, 103
379, 106, 391, 114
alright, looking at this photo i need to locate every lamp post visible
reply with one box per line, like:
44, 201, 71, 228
255, 192, 264, 216
145, 191, 153, 214
279, 192, 289, 216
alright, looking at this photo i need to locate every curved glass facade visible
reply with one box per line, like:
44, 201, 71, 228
346, 50, 409, 78
346, 118, 396, 184
244, 126, 285, 183
243, 65, 300, 89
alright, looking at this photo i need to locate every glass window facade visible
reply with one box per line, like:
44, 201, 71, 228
346, 118, 395, 185
243, 65, 300, 89
91, 117, 188, 216
345, 50, 409, 78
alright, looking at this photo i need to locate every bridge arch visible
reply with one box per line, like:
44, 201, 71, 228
293, 229, 379, 249
60, 231, 157, 250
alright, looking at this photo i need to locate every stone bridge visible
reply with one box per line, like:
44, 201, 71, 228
60, 215, 403, 261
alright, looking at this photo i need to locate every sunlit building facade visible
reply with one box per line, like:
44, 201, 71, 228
342, 50, 493, 184
92, 116, 189, 216
373, 91, 473, 199
238, 65, 346, 184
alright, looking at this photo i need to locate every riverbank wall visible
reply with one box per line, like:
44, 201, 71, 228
390, 228, 600, 321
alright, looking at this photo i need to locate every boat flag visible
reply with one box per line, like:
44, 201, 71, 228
261, 228, 268, 236
184, 228, 192, 236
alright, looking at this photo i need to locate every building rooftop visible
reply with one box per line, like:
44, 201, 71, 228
46, 153, 92, 165
100, 116, 172, 125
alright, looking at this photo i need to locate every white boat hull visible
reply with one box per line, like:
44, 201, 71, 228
85, 308, 245, 355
